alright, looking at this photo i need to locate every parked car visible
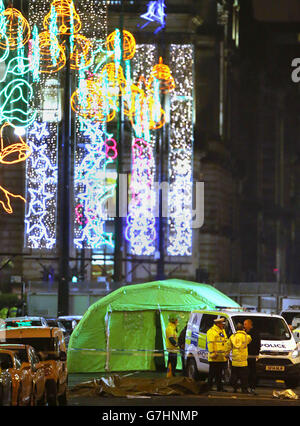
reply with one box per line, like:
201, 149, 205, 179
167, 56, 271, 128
0, 348, 34, 406
57, 316, 82, 335
45, 318, 66, 333
0, 364, 12, 406
4, 316, 49, 329
0, 344, 46, 405
4, 327, 68, 406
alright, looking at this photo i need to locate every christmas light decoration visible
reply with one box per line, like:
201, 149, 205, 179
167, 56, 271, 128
140, 0, 166, 34
125, 44, 158, 256
43, 0, 81, 35
73, 117, 116, 249
70, 34, 92, 70
125, 138, 156, 255
25, 121, 58, 249
147, 56, 175, 94
0, 8, 31, 50
167, 44, 194, 256
38, 30, 66, 73
0, 185, 26, 214
106, 29, 136, 61
0, 122, 32, 164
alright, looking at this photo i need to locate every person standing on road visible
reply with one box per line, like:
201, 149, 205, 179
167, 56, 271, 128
166, 314, 179, 377
207, 317, 230, 391
244, 318, 261, 395
229, 323, 252, 393
178, 322, 188, 376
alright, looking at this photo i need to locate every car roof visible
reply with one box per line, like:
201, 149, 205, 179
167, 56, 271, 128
0, 344, 28, 350
57, 316, 82, 320
5, 316, 46, 321
0, 326, 61, 339
191, 309, 283, 319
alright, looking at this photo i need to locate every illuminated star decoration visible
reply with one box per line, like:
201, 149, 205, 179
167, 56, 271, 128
25, 122, 58, 248
74, 117, 116, 249
29, 121, 50, 140
140, 0, 166, 34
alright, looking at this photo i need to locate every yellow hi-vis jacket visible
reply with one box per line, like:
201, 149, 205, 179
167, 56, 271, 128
207, 324, 229, 362
166, 322, 178, 353
229, 330, 252, 367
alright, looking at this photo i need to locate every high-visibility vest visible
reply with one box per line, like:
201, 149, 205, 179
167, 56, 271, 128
229, 330, 252, 367
166, 322, 178, 352
207, 324, 229, 362
8, 306, 18, 317
0, 307, 8, 319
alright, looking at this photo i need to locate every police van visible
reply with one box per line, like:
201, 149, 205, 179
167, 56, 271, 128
185, 308, 300, 388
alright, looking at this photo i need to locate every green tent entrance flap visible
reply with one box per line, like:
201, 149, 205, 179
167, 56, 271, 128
67, 279, 240, 373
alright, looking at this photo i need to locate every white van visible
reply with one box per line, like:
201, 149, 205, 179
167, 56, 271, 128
185, 308, 300, 388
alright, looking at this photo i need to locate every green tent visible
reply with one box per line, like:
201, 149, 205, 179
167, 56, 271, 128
67, 279, 240, 373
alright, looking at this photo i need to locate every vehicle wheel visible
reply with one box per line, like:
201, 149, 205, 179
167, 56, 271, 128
186, 358, 200, 381
58, 387, 68, 406
46, 381, 58, 406
285, 378, 299, 388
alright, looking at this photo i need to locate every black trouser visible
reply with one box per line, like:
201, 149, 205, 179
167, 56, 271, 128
180, 349, 186, 375
231, 366, 248, 391
167, 352, 177, 376
208, 362, 227, 390
247, 358, 257, 389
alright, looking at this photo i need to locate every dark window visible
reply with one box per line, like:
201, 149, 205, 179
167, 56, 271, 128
199, 314, 218, 333
0, 353, 13, 369
231, 316, 291, 341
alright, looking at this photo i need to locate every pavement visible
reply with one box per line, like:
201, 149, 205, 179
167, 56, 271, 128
66, 371, 300, 406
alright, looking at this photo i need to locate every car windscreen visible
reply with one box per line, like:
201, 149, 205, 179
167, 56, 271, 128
4, 338, 59, 360
231, 315, 291, 341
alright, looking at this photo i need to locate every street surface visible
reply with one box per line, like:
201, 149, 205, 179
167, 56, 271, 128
67, 371, 300, 406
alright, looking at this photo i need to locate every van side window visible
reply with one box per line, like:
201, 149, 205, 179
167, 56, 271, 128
199, 314, 218, 333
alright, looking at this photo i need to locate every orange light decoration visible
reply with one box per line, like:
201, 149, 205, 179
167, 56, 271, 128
129, 95, 166, 133
70, 34, 92, 70
0, 123, 31, 214
105, 29, 136, 61
123, 83, 146, 119
43, 0, 81, 35
0, 123, 32, 165
38, 30, 66, 73
0, 8, 31, 50
71, 80, 116, 123
0, 186, 26, 214
147, 96, 166, 129
147, 56, 175, 94
98, 62, 127, 96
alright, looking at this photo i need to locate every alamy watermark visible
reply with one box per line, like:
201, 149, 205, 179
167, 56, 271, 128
291, 58, 300, 82
105, 174, 204, 229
